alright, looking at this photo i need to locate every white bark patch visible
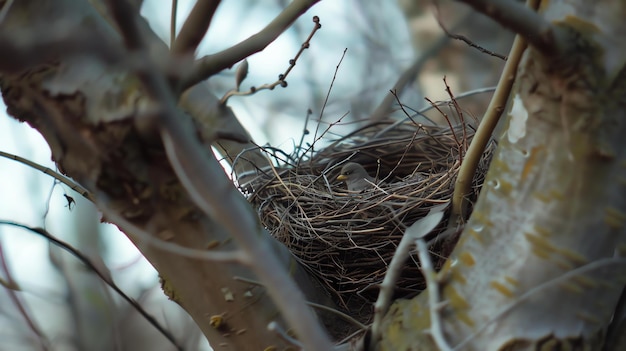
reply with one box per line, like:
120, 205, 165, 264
507, 95, 528, 144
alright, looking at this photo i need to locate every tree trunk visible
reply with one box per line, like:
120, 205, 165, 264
3, 0, 626, 350
0, 0, 332, 349
377, 1, 626, 350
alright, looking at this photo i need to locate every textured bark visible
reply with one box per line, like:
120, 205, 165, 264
0, 1, 332, 349
3, 0, 626, 350
377, 1, 626, 350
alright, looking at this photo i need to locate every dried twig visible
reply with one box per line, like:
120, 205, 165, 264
432, 1, 507, 61
300, 48, 348, 163
169, 0, 177, 48
450, 0, 533, 224
415, 237, 452, 351
369, 205, 446, 349
458, 0, 567, 57
220, 16, 322, 104
0, 242, 50, 351
0, 220, 184, 351
180, 0, 320, 90
0, 151, 93, 202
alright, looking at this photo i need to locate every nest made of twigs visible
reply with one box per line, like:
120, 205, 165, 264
242, 120, 495, 325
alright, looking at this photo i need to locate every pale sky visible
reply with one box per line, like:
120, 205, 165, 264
0, 1, 412, 349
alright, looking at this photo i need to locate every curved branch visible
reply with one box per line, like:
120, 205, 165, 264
180, 0, 320, 90
458, 0, 568, 57
171, 0, 221, 54
449, 15, 529, 224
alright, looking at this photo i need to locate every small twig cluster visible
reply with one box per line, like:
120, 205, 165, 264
220, 16, 322, 104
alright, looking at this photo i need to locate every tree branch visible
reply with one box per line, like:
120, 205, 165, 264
171, 0, 221, 54
457, 0, 568, 57
449, 30, 527, 224
179, 0, 320, 90
105, 1, 333, 349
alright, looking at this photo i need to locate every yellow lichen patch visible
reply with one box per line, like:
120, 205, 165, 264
504, 276, 519, 287
209, 314, 224, 329
533, 247, 551, 259
160, 276, 181, 303
604, 206, 626, 230
525, 232, 555, 259
466, 228, 485, 245
490, 281, 515, 298
459, 252, 476, 266
439, 258, 453, 276
560, 281, 584, 294
534, 191, 551, 203
553, 258, 575, 271
470, 211, 494, 228
571, 275, 597, 289
534, 225, 552, 238
492, 158, 511, 173
206, 240, 220, 249
498, 180, 514, 195
553, 246, 588, 266
455, 310, 475, 328
548, 189, 564, 201
539, 338, 560, 350
560, 15, 601, 36
444, 285, 470, 310
448, 265, 467, 285
521, 146, 542, 182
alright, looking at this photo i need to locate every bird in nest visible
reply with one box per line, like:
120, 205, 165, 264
337, 162, 428, 192
336, 162, 377, 191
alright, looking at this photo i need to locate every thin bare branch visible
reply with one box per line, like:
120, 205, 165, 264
432, 1, 506, 61
370, 204, 447, 349
170, 0, 178, 47
449, 14, 529, 224
171, 0, 221, 54
0, 220, 183, 351
0, 242, 50, 351
415, 237, 452, 351
0, 151, 93, 202
180, 0, 320, 90
458, 0, 567, 57
220, 16, 321, 104
368, 33, 450, 123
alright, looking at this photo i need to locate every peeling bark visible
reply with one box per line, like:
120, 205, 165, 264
0, 1, 333, 349
377, 1, 626, 350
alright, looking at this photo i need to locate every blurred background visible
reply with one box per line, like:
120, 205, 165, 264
0, 0, 512, 350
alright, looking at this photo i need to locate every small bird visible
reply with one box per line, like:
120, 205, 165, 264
336, 162, 376, 191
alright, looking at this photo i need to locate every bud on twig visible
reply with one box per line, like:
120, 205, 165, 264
235, 59, 249, 91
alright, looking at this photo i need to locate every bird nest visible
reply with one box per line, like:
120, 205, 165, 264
241, 120, 495, 324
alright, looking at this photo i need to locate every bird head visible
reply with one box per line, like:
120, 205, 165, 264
337, 162, 375, 191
